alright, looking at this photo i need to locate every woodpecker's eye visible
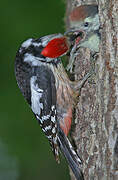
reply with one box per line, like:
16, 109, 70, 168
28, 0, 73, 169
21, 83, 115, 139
84, 22, 89, 27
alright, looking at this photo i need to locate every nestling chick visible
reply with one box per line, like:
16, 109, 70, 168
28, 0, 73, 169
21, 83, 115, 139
66, 5, 100, 72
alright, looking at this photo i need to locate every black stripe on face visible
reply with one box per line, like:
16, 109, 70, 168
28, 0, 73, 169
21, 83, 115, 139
26, 45, 45, 59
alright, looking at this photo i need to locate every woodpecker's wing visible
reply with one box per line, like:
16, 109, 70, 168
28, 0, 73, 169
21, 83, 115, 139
30, 65, 59, 162
30, 66, 84, 179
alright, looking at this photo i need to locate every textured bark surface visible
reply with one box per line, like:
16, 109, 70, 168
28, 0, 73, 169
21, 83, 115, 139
66, 0, 118, 179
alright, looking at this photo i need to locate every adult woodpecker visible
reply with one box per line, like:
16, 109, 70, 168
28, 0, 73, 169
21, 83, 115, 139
15, 33, 89, 180
66, 5, 100, 72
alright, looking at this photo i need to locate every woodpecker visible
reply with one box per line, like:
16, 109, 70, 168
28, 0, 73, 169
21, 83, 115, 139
66, 5, 100, 72
15, 33, 90, 180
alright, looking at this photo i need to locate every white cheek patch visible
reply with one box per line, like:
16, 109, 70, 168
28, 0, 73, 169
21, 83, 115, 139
30, 76, 43, 115
24, 53, 54, 65
24, 53, 43, 66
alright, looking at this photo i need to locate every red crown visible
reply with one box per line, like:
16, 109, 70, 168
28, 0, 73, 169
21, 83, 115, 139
41, 37, 69, 58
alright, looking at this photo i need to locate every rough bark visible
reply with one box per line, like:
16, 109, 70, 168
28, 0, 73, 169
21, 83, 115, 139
66, 0, 118, 179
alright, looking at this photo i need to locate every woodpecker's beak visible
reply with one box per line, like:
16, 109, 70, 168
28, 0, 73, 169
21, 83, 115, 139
64, 29, 85, 46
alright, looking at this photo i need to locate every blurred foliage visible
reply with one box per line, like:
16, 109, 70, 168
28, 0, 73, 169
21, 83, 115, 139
0, 0, 70, 179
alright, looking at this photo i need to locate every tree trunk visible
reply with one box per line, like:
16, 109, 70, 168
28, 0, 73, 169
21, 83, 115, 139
66, 0, 118, 179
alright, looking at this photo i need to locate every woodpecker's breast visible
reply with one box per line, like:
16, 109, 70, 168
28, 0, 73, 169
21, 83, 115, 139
48, 63, 75, 135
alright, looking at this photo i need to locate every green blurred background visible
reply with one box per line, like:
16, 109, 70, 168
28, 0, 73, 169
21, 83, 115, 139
0, 0, 70, 179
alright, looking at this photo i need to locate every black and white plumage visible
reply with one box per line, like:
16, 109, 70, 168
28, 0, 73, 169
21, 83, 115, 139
15, 34, 85, 180
15, 36, 59, 161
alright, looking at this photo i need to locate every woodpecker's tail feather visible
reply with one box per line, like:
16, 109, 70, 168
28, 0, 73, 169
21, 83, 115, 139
57, 128, 84, 180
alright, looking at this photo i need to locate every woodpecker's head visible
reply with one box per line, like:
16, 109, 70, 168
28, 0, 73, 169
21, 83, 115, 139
16, 33, 83, 66
66, 5, 100, 52
17, 34, 68, 65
